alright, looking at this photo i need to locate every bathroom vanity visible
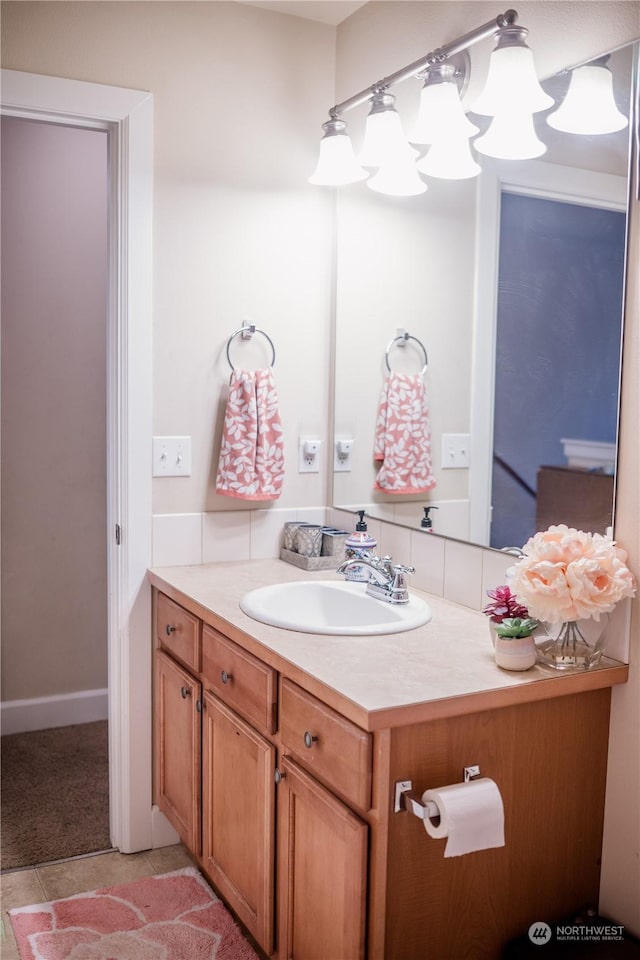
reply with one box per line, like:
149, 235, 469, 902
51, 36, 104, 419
148, 560, 628, 960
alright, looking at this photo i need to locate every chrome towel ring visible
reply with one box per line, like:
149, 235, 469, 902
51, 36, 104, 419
385, 332, 428, 376
226, 323, 276, 370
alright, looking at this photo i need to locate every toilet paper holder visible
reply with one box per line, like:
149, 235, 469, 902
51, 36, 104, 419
394, 765, 481, 819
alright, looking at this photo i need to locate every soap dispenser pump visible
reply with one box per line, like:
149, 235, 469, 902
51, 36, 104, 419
344, 510, 377, 581
421, 505, 439, 532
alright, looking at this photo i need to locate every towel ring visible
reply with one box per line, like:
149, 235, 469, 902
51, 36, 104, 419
385, 333, 428, 376
226, 324, 276, 370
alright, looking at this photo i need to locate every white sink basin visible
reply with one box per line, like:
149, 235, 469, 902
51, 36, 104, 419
239, 580, 432, 636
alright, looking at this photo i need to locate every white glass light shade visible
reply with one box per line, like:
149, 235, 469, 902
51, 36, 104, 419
416, 137, 481, 179
367, 157, 427, 196
308, 131, 368, 186
547, 64, 628, 135
358, 108, 418, 167
410, 80, 479, 144
472, 44, 554, 116
474, 110, 546, 160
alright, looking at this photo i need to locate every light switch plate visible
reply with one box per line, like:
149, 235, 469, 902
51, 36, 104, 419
441, 433, 470, 469
152, 436, 192, 477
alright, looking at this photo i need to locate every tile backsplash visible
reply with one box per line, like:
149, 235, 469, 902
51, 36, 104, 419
153, 507, 512, 612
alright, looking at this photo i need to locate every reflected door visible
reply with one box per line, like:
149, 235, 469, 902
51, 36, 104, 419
491, 192, 625, 548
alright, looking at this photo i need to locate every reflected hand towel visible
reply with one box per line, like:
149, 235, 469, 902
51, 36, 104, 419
374, 371, 436, 495
215, 368, 284, 500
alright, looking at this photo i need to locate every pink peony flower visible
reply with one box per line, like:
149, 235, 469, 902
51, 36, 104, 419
508, 525, 636, 623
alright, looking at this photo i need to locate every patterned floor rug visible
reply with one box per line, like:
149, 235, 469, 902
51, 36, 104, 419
9, 867, 260, 959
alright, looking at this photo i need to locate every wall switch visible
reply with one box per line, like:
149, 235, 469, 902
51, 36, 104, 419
441, 433, 470, 469
298, 438, 321, 473
334, 438, 354, 472
152, 436, 192, 477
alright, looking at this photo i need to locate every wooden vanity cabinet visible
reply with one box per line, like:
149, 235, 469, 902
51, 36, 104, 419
154, 650, 202, 855
153, 588, 371, 960
202, 690, 276, 953
277, 757, 368, 960
152, 583, 620, 960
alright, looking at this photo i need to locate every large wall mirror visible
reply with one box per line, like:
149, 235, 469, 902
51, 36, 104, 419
333, 41, 636, 551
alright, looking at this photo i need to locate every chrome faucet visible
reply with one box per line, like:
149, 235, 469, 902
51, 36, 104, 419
336, 554, 415, 604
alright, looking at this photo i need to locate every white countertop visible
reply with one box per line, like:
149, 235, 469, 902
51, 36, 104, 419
148, 559, 627, 730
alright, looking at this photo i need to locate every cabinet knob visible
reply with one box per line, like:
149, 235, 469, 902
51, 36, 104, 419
196, 698, 203, 713
221, 670, 233, 685
180, 686, 191, 699
303, 731, 319, 749
165, 624, 176, 636
274, 768, 286, 784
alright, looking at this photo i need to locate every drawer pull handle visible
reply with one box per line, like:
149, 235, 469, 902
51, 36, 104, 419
221, 670, 233, 685
181, 686, 191, 699
274, 768, 286, 785
303, 731, 319, 749
165, 624, 176, 636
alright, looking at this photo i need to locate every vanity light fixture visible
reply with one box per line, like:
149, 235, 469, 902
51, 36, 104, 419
308, 117, 368, 186
470, 22, 553, 159
416, 135, 481, 179
547, 56, 629, 135
309, 8, 555, 191
470, 24, 553, 116
474, 109, 546, 160
411, 63, 481, 179
410, 64, 478, 144
358, 89, 418, 167
368, 154, 428, 196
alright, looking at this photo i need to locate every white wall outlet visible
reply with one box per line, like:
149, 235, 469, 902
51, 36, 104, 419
152, 436, 192, 477
298, 438, 321, 473
334, 438, 354, 472
441, 433, 471, 469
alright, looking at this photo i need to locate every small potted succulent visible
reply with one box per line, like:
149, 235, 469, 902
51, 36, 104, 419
483, 586, 538, 671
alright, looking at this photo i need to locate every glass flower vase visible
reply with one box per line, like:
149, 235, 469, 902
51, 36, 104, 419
537, 618, 607, 670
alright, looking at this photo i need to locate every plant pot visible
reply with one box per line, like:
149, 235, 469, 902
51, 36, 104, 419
494, 634, 537, 671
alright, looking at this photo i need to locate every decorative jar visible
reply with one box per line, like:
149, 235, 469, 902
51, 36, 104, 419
537, 619, 607, 670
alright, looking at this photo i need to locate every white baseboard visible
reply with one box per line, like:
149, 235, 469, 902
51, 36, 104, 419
1, 688, 108, 735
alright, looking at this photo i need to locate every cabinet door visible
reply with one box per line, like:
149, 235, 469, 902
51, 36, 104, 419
202, 691, 275, 955
154, 650, 202, 854
278, 757, 367, 960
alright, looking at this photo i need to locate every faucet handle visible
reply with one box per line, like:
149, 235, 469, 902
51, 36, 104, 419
392, 563, 414, 576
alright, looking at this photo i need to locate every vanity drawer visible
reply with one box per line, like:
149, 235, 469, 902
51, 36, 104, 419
156, 592, 201, 672
202, 625, 277, 737
280, 679, 372, 811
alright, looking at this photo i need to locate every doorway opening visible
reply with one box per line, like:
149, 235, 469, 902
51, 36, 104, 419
1, 116, 111, 868
0, 69, 153, 856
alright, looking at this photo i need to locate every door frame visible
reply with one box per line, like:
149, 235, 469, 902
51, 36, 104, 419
1, 69, 153, 852
469, 158, 627, 547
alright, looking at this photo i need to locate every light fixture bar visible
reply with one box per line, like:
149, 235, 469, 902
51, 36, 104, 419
328, 9, 518, 119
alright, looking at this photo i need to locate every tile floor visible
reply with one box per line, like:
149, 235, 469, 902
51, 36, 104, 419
0, 843, 195, 959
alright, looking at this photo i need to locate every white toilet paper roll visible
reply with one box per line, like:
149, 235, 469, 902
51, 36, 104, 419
421, 778, 505, 858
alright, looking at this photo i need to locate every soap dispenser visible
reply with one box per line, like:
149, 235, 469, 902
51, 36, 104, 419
344, 510, 377, 581
421, 505, 439, 532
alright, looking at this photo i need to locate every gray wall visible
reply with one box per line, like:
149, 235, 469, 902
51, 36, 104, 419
1, 117, 108, 700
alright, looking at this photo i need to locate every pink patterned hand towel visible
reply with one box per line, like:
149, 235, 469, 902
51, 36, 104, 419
374, 371, 436, 495
215, 368, 284, 500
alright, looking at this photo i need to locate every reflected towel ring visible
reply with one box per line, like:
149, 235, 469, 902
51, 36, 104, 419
385, 333, 428, 376
226, 324, 276, 370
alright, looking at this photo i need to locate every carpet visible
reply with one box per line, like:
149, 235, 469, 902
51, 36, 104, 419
9, 866, 260, 959
1, 721, 111, 869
